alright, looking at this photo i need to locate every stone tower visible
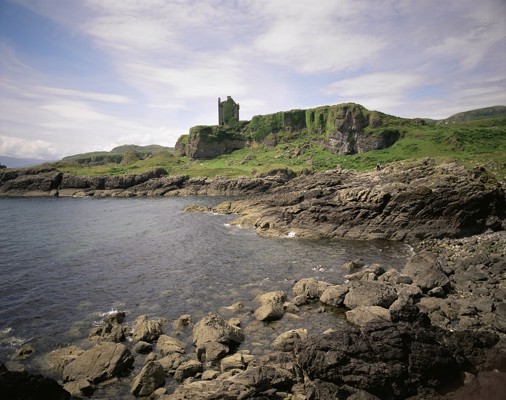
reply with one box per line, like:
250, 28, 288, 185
218, 96, 240, 125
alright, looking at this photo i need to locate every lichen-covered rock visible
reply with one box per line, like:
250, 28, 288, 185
192, 313, 244, 349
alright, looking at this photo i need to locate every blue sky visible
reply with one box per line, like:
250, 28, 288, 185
1, 0, 505, 160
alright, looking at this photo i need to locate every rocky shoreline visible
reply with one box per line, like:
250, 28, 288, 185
1, 231, 504, 399
1, 159, 504, 243
1, 160, 505, 399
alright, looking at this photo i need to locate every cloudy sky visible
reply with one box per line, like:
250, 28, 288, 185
1, 0, 505, 160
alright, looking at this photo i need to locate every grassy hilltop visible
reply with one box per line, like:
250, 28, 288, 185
36, 104, 506, 180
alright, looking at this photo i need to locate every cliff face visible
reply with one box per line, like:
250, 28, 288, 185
247, 103, 401, 154
176, 125, 246, 159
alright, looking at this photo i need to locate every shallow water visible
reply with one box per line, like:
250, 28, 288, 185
0, 196, 411, 375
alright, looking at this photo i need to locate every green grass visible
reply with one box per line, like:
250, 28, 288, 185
35, 115, 506, 181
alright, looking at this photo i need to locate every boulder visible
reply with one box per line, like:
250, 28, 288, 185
62, 342, 134, 384
346, 306, 391, 327
220, 353, 247, 372
197, 341, 229, 362
192, 313, 244, 349
47, 346, 84, 375
156, 335, 185, 356
341, 259, 365, 273
173, 314, 193, 331
292, 278, 330, 300
319, 284, 349, 306
158, 353, 185, 374
494, 302, 506, 333
88, 322, 127, 342
132, 315, 164, 342
343, 281, 398, 309
254, 291, 287, 321
133, 341, 153, 354
166, 379, 254, 400
402, 252, 450, 292
272, 329, 308, 352
130, 361, 165, 397
231, 351, 301, 392
174, 360, 203, 382
63, 379, 94, 398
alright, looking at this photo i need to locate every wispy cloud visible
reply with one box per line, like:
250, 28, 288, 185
1, 0, 506, 159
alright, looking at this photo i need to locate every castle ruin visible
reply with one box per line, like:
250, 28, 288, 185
218, 96, 240, 125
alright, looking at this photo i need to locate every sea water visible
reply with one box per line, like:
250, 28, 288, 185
0, 196, 412, 372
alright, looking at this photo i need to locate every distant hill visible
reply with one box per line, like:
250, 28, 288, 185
110, 144, 170, 154
440, 105, 506, 124
61, 144, 174, 165
0, 156, 57, 168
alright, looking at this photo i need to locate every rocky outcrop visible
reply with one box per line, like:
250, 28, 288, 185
0, 167, 295, 197
0, 363, 70, 400
0, 168, 62, 196
176, 125, 246, 159
296, 310, 462, 399
217, 159, 506, 242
